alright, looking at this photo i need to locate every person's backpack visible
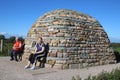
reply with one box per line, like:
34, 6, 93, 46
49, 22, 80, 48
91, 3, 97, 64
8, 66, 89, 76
44, 43, 49, 57
21, 44, 25, 51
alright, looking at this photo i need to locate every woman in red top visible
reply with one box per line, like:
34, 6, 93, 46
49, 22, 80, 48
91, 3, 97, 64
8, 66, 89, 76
10, 37, 22, 61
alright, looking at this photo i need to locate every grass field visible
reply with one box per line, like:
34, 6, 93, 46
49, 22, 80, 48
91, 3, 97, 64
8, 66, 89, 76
111, 43, 120, 53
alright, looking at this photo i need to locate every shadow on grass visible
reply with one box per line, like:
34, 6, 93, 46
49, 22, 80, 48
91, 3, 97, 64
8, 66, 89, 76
0, 52, 9, 57
114, 51, 120, 63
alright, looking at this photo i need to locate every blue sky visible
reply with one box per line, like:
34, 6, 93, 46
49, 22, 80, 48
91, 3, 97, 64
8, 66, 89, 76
0, 0, 120, 42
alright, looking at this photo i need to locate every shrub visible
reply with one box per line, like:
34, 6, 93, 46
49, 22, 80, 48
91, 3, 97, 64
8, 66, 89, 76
72, 68, 120, 80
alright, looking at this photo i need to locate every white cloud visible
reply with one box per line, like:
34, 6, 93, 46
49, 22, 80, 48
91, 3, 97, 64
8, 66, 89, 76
0, 32, 7, 35
0, 32, 26, 38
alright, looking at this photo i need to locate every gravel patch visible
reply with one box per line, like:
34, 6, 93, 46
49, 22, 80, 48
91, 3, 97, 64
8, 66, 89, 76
0, 57, 120, 80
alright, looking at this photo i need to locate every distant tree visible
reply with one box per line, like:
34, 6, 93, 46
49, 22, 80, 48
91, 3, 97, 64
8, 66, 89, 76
0, 35, 5, 40
7, 36, 24, 43
8, 36, 16, 43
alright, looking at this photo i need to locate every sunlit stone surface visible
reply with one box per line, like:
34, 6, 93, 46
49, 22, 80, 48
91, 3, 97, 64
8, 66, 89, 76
24, 9, 115, 69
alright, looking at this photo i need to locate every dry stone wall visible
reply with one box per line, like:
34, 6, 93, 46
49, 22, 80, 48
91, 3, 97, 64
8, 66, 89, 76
24, 9, 116, 69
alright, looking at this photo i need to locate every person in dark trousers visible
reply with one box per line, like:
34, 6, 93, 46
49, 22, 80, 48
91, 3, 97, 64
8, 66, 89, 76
10, 37, 22, 62
24, 37, 45, 70
18, 43, 25, 61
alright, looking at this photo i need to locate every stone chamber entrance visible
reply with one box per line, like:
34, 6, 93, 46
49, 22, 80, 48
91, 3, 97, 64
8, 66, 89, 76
24, 9, 116, 69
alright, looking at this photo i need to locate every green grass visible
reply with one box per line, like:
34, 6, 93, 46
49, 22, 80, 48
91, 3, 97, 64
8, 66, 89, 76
0, 53, 9, 56
113, 47, 120, 53
111, 43, 120, 53
0, 42, 12, 56
72, 68, 120, 80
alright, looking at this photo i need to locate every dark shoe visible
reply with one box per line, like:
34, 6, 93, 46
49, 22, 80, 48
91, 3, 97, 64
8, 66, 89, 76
15, 59, 18, 62
10, 58, 14, 61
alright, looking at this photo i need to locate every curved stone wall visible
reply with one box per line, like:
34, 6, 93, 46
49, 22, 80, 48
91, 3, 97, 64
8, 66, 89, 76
24, 9, 115, 69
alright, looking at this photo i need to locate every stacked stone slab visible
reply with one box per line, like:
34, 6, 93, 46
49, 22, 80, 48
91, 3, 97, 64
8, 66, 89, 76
24, 9, 116, 69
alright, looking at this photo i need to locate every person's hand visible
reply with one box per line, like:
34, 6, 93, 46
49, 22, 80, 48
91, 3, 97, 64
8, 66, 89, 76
32, 51, 36, 54
13, 47, 17, 50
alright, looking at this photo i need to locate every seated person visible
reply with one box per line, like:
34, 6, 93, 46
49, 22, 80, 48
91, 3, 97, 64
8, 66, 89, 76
24, 37, 45, 70
10, 37, 22, 61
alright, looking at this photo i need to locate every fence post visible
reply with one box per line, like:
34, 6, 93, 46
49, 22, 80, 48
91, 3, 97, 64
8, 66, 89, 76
0, 39, 3, 52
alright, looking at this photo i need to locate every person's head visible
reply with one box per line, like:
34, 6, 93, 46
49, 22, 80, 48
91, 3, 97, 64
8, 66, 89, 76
37, 37, 43, 44
15, 37, 20, 41
15, 37, 19, 41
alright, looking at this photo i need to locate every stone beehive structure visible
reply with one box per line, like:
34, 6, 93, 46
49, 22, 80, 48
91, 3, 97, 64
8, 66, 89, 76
24, 9, 116, 69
